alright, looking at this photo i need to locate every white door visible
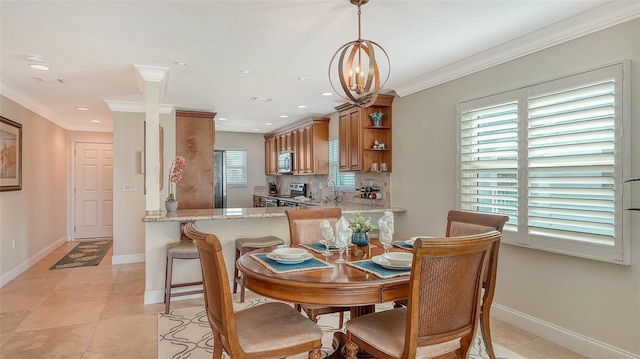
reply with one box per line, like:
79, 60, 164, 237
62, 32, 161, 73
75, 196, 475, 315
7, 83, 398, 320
74, 142, 113, 239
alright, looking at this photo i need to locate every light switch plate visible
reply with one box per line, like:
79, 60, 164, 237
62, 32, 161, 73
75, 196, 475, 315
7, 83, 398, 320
123, 184, 136, 192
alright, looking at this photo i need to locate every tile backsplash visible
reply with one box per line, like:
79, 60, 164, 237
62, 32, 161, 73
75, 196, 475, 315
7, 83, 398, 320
264, 172, 391, 207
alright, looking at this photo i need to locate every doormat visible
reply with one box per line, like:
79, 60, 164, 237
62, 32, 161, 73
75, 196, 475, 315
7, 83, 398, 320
49, 239, 112, 270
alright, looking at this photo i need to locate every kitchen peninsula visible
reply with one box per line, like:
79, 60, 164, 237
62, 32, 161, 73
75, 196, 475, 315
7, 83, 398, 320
142, 204, 406, 305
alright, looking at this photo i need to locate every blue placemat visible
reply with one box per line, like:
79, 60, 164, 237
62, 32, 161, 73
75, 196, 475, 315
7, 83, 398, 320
393, 241, 413, 250
251, 253, 334, 273
347, 260, 411, 279
301, 242, 337, 253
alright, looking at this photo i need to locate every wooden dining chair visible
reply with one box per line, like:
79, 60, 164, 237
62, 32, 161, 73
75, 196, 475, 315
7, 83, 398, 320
446, 210, 509, 359
184, 222, 323, 359
285, 207, 348, 327
345, 231, 501, 359
394, 209, 508, 359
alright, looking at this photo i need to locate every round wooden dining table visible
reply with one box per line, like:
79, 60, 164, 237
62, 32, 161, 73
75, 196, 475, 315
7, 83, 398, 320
236, 239, 411, 358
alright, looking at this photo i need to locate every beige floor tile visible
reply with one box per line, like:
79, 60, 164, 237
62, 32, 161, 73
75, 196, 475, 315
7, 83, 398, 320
490, 318, 539, 348
85, 314, 157, 358
40, 285, 112, 307
0, 310, 30, 336
0, 290, 50, 313
0, 276, 61, 295
108, 280, 145, 298
100, 294, 165, 319
16, 301, 106, 332
0, 323, 95, 359
114, 268, 145, 283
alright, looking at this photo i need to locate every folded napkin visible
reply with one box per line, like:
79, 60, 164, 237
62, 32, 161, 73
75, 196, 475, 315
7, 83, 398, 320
335, 217, 353, 246
378, 211, 394, 245
320, 219, 335, 245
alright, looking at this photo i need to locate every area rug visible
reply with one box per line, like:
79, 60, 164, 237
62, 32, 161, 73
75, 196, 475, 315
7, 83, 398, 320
49, 239, 112, 270
158, 292, 527, 359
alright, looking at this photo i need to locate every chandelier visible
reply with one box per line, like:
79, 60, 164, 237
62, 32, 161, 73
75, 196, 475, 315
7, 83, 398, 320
329, 0, 390, 107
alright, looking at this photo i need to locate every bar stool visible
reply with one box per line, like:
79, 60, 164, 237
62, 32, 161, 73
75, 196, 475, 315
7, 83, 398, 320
234, 236, 284, 302
164, 241, 204, 314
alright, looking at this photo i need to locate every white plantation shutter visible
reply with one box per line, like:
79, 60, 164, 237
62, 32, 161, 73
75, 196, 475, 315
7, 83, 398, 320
527, 79, 615, 244
458, 62, 630, 264
329, 139, 356, 190
226, 150, 247, 187
459, 99, 519, 230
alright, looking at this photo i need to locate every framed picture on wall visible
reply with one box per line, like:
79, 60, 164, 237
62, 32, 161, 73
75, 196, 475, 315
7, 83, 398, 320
0, 116, 22, 191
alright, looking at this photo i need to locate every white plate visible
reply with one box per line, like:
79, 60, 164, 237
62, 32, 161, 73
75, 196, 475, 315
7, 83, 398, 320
372, 255, 411, 270
406, 236, 433, 246
271, 247, 308, 259
266, 252, 313, 265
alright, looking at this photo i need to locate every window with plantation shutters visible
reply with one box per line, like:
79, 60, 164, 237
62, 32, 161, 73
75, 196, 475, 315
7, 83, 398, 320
458, 62, 630, 264
226, 150, 247, 188
329, 139, 356, 190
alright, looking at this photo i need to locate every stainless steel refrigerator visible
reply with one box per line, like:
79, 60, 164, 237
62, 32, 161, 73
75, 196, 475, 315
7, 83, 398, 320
214, 150, 227, 208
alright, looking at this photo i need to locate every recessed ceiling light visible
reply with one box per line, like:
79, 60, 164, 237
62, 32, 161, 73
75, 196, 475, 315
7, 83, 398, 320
280, 115, 288, 118
91, 120, 101, 123
298, 77, 308, 81
252, 128, 260, 131
321, 92, 333, 96
29, 64, 50, 71
251, 96, 273, 102
26, 54, 44, 63
265, 122, 273, 126
76, 107, 89, 111
217, 117, 227, 121
297, 105, 307, 109
215, 124, 219, 127
175, 61, 187, 66
240, 70, 251, 74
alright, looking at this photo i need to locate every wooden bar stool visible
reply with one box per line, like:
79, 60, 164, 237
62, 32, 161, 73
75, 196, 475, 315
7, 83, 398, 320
164, 241, 204, 314
234, 236, 284, 302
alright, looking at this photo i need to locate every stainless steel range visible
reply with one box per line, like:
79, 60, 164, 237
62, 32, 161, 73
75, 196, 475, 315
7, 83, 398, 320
277, 183, 307, 207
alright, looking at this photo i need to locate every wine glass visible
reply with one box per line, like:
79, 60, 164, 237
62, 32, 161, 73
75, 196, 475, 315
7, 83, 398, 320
319, 236, 334, 257
379, 230, 393, 255
335, 229, 352, 263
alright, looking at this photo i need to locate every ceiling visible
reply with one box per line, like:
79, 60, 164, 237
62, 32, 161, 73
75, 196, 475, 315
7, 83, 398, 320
1, 1, 637, 133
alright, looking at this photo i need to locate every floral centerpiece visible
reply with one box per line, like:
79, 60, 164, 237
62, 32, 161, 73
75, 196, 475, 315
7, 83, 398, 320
166, 155, 186, 211
348, 212, 374, 246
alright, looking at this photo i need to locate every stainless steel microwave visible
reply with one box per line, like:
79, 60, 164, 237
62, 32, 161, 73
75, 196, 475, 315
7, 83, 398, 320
278, 152, 293, 174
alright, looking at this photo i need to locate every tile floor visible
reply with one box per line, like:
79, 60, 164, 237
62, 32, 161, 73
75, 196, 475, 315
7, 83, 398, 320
0, 241, 588, 359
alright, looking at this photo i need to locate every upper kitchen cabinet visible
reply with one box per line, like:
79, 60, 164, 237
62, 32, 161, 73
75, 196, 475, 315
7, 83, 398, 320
175, 110, 216, 209
264, 117, 329, 175
336, 94, 394, 172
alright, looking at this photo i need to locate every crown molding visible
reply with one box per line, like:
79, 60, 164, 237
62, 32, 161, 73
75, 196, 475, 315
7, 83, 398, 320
393, 1, 640, 97
0, 77, 65, 128
104, 100, 175, 115
133, 64, 170, 97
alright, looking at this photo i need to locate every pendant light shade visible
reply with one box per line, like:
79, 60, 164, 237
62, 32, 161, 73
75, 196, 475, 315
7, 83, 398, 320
329, 0, 390, 107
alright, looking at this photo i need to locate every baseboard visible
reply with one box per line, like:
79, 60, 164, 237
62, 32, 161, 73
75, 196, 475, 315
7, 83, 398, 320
112, 253, 145, 265
0, 235, 68, 288
492, 303, 639, 359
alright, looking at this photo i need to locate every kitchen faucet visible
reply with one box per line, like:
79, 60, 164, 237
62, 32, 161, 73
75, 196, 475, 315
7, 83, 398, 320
327, 180, 339, 204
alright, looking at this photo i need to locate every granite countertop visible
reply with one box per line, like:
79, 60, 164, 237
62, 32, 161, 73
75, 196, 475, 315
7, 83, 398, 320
142, 204, 406, 222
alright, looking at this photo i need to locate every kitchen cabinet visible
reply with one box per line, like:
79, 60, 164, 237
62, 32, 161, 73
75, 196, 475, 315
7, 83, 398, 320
264, 117, 329, 175
175, 110, 216, 209
264, 137, 277, 175
335, 94, 394, 172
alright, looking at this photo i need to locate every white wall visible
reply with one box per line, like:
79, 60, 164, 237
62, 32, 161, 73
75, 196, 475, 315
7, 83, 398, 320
215, 131, 266, 208
0, 96, 68, 284
392, 19, 639, 356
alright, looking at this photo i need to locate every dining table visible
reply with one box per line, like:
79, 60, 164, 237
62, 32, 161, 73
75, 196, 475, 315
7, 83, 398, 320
236, 238, 415, 358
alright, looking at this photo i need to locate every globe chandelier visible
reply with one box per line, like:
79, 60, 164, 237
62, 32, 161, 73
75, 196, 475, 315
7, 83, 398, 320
329, 0, 390, 108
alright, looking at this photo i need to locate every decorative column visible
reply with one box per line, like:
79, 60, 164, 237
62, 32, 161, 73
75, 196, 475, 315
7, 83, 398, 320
133, 64, 169, 215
